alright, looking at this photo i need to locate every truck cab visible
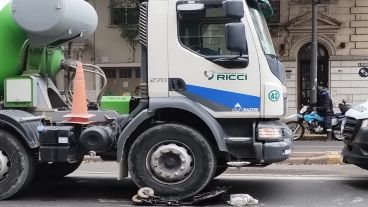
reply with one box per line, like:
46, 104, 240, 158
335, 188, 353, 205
120, 0, 292, 197
149, 0, 287, 118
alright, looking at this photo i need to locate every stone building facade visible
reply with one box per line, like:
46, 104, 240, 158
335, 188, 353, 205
269, 0, 368, 115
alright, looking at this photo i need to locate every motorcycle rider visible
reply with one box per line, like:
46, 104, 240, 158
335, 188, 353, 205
313, 86, 334, 141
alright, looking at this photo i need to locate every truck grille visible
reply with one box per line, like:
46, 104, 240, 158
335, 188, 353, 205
139, 2, 148, 47
343, 117, 360, 141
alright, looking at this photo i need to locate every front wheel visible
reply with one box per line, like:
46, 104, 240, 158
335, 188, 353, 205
332, 126, 344, 141
0, 130, 35, 200
286, 121, 305, 141
128, 124, 216, 199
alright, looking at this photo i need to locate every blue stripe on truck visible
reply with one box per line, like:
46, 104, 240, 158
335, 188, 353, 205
186, 85, 260, 110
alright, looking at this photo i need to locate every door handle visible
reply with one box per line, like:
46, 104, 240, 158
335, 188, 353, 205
169, 78, 187, 91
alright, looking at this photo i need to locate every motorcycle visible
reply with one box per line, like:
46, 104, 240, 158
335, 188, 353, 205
285, 100, 351, 141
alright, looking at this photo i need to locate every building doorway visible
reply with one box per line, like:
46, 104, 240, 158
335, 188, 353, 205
298, 43, 329, 109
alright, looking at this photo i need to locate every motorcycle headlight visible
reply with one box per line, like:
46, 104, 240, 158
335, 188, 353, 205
362, 119, 368, 129
258, 128, 283, 141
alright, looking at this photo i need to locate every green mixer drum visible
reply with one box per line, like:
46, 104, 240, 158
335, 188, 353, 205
0, 3, 27, 94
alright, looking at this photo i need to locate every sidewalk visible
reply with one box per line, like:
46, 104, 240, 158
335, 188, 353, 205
284, 138, 344, 165
301, 132, 327, 141
282, 151, 343, 165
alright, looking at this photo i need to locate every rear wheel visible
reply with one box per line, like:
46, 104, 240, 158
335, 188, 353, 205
128, 124, 216, 199
0, 130, 35, 200
286, 121, 305, 140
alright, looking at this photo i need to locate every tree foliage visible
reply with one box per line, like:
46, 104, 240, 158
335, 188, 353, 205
110, 0, 144, 41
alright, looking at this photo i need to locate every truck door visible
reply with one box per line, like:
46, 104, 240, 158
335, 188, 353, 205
167, 0, 261, 118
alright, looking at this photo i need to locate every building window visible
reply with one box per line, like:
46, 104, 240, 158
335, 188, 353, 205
102, 68, 117, 78
135, 68, 141, 78
119, 69, 132, 78
109, 1, 139, 40
266, 0, 280, 24
110, 6, 139, 26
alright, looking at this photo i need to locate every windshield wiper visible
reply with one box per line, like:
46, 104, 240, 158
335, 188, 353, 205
211, 55, 248, 62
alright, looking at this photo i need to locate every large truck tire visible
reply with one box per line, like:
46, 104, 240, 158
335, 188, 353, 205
0, 130, 35, 200
355, 164, 368, 171
128, 124, 216, 199
36, 160, 83, 180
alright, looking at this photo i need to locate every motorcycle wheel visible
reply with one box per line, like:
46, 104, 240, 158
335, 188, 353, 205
332, 127, 344, 141
286, 121, 305, 141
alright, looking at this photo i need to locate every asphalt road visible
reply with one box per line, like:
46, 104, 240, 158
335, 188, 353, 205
2, 163, 368, 207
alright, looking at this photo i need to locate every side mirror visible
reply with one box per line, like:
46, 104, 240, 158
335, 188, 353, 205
342, 99, 347, 104
177, 3, 206, 20
223, 0, 244, 19
225, 23, 247, 54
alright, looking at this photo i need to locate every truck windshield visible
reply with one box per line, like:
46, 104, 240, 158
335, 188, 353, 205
249, 8, 276, 56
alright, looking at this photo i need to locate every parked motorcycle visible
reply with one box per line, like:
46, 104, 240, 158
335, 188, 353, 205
285, 100, 351, 141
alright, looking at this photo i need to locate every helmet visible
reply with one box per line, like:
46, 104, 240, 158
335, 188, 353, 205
317, 86, 329, 97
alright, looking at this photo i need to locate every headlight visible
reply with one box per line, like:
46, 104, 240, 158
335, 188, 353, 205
362, 119, 368, 128
258, 128, 283, 141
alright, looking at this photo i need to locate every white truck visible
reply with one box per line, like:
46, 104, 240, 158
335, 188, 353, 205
0, 0, 292, 200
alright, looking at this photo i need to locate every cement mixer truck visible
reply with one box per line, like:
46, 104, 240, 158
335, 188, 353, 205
0, 0, 292, 200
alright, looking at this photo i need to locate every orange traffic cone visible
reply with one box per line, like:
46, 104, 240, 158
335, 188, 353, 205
64, 62, 95, 124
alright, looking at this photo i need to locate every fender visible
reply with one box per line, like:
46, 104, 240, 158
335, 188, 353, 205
117, 109, 154, 178
284, 114, 303, 122
149, 97, 227, 151
0, 110, 43, 148
117, 109, 154, 163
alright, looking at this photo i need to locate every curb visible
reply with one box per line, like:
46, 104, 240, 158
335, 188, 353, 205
300, 134, 327, 141
281, 152, 343, 165
83, 156, 103, 162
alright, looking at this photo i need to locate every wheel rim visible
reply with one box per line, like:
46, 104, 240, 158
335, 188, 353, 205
333, 129, 344, 141
288, 122, 303, 140
146, 141, 194, 184
0, 148, 10, 183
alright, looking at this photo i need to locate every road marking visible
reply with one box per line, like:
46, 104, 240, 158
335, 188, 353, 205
219, 174, 368, 181
294, 146, 342, 148
98, 199, 131, 204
